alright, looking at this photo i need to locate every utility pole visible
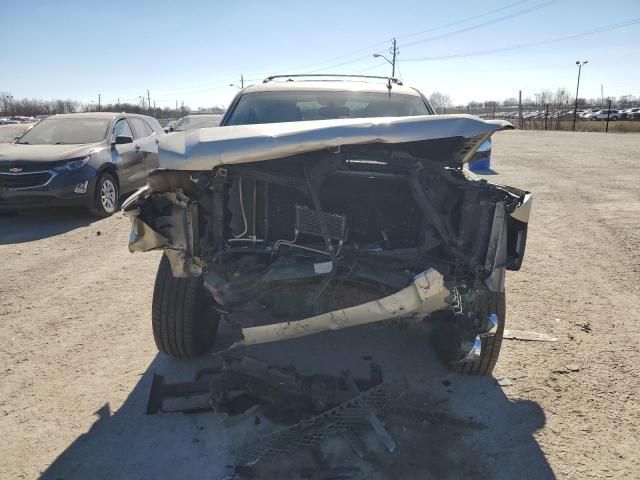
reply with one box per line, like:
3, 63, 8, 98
117, 97, 120, 105
176, 100, 178, 118
147, 90, 151, 112
572, 60, 588, 132
98, 93, 101, 112
391, 38, 397, 78
241, 74, 244, 89
372, 38, 399, 78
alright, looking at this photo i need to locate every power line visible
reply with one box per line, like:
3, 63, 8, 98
95, 1, 553, 97
270, 0, 557, 75
395, 0, 533, 40
268, 39, 392, 75
276, 0, 540, 76
401, 0, 558, 49
400, 18, 640, 61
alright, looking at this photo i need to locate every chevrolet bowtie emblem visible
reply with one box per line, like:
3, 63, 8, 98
9, 167, 22, 173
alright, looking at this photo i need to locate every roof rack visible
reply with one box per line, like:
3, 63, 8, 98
262, 74, 403, 86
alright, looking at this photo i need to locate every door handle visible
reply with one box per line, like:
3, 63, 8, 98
135, 144, 141, 150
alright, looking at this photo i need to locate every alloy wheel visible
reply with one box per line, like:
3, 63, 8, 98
100, 179, 117, 213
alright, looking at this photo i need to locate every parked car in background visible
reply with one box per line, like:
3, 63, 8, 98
0, 118, 19, 125
621, 107, 640, 119
0, 123, 35, 143
585, 109, 620, 121
628, 110, 640, 120
163, 120, 177, 133
579, 109, 599, 118
172, 113, 223, 132
0, 112, 163, 216
124, 74, 530, 377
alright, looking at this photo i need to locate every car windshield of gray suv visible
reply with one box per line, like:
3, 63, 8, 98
225, 90, 430, 125
17, 118, 109, 145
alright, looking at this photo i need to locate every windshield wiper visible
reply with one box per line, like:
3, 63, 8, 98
55, 142, 68, 145
17, 141, 29, 144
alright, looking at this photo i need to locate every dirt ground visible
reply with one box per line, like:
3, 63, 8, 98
1, 130, 638, 479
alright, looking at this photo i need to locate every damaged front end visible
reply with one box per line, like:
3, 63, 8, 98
123, 116, 531, 356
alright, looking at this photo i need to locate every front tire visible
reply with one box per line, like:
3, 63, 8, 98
90, 172, 119, 217
152, 254, 219, 358
432, 291, 506, 376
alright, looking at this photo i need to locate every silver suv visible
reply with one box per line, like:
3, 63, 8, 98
124, 75, 531, 376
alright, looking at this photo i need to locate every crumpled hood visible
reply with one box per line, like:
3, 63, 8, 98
0, 142, 100, 164
158, 114, 512, 170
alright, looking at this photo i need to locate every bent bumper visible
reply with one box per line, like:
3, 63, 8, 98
222, 268, 450, 350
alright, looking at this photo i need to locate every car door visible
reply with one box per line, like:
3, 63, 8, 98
128, 117, 159, 181
111, 118, 143, 193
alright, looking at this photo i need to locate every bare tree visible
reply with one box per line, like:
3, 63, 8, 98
428, 92, 452, 113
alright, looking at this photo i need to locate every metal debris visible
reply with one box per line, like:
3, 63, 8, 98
503, 329, 558, 342
146, 356, 383, 418
343, 372, 396, 453
235, 381, 403, 466
498, 378, 513, 387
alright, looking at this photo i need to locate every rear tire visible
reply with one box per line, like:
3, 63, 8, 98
152, 254, 219, 358
432, 291, 506, 376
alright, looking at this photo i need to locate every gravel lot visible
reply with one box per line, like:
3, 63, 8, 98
1, 130, 638, 479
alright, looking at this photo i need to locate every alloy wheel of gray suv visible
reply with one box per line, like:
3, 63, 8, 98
90, 172, 119, 217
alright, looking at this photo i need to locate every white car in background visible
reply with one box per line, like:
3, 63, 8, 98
584, 109, 620, 121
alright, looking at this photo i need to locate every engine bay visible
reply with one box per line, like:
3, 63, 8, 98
130, 143, 529, 325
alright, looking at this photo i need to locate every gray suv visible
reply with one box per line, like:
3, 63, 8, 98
0, 112, 163, 216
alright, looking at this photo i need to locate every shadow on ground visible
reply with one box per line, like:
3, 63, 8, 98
40, 322, 555, 480
0, 209, 96, 244
470, 167, 499, 176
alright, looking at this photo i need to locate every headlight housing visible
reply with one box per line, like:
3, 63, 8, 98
54, 156, 90, 172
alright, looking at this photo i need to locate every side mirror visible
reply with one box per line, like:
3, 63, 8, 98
113, 135, 133, 145
169, 127, 174, 132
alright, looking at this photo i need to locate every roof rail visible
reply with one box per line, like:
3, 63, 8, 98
262, 74, 403, 85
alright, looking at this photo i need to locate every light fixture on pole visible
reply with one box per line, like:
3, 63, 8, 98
372, 38, 398, 78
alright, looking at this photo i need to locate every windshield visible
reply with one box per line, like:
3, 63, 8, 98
174, 115, 222, 131
0, 125, 31, 143
17, 117, 109, 145
225, 90, 430, 125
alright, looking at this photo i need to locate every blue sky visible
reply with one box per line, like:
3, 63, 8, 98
1, 0, 639, 108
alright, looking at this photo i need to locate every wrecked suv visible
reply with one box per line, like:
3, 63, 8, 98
124, 75, 532, 375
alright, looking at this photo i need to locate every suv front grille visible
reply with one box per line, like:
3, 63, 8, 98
0, 171, 54, 190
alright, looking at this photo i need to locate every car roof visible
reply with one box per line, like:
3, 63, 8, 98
242, 79, 424, 97
184, 113, 223, 118
48, 112, 157, 121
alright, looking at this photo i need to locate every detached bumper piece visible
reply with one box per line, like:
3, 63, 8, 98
228, 268, 450, 349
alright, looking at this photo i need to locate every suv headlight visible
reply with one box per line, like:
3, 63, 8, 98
54, 156, 90, 172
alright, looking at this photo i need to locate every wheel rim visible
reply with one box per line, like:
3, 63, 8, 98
100, 179, 117, 212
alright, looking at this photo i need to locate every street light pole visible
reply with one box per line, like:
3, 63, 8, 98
373, 38, 399, 78
230, 75, 245, 90
5, 95, 13, 116
572, 60, 588, 132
